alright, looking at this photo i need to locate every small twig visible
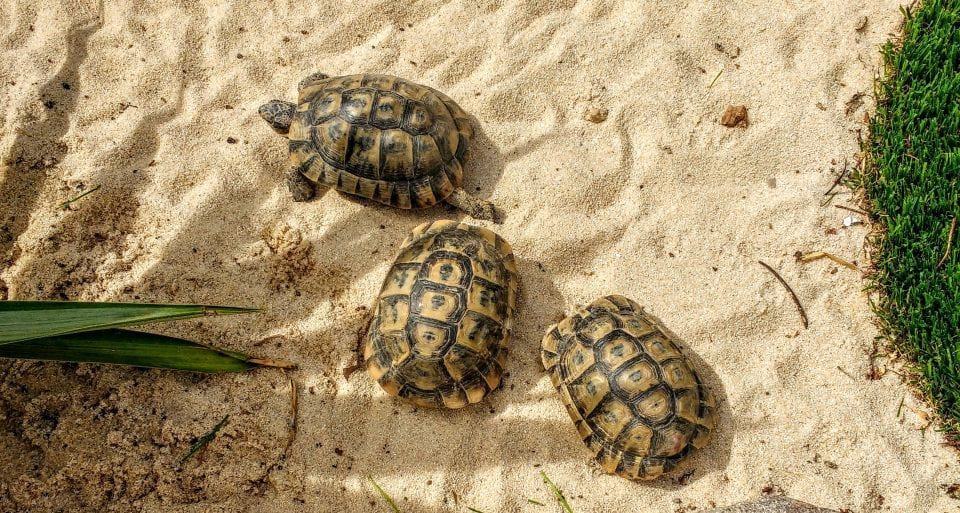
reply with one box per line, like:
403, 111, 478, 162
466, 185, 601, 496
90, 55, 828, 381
819, 191, 840, 207
758, 260, 809, 329
285, 374, 299, 460
343, 311, 374, 379
527, 498, 546, 506
540, 471, 574, 513
866, 340, 885, 380
368, 477, 402, 513
247, 357, 297, 369
60, 184, 101, 209
937, 217, 956, 268
708, 69, 723, 88
823, 159, 850, 197
467, 508, 486, 513
823, 159, 850, 196
835, 204, 870, 217
798, 251, 859, 271
897, 396, 905, 418
250, 374, 299, 492
836, 366, 856, 380
179, 415, 229, 465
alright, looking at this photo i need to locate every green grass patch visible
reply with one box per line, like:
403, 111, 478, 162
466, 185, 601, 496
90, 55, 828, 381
858, 0, 960, 439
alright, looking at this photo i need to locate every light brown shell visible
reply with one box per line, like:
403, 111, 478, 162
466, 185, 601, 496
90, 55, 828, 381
287, 74, 473, 209
365, 221, 518, 408
541, 295, 716, 480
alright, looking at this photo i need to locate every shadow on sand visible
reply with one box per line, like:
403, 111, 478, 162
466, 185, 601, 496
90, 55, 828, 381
0, 13, 103, 268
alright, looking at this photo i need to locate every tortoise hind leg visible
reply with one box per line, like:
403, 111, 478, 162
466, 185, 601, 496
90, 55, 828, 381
444, 188, 502, 224
286, 169, 329, 202
298, 71, 330, 92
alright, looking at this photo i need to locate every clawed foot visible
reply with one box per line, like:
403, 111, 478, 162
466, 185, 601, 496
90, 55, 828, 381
286, 170, 316, 202
470, 200, 503, 224
444, 188, 504, 224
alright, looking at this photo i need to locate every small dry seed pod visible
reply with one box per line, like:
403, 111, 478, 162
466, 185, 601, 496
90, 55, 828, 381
365, 220, 518, 408
541, 295, 716, 480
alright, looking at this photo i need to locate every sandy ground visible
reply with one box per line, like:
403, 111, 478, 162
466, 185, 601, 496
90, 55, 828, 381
1, 0, 958, 512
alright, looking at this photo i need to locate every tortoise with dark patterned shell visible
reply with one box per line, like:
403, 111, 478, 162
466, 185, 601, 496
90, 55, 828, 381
260, 73, 499, 222
541, 295, 717, 480
364, 220, 518, 408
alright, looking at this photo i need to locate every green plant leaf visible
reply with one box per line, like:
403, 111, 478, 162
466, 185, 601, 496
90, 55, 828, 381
540, 471, 574, 513
0, 301, 256, 345
0, 329, 257, 372
367, 477, 401, 513
180, 415, 230, 464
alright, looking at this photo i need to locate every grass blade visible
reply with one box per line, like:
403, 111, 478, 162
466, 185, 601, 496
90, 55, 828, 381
0, 301, 256, 345
540, 471, 574, 513
180, 415, 229, 465
60, 184, 101, 209
367, 477, 401, 513
0, 329, 258, 372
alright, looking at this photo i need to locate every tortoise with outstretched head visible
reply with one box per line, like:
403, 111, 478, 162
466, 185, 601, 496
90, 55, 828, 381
541, 295, 717, 480
259, 72, 499, 222
364, 220, 518, 408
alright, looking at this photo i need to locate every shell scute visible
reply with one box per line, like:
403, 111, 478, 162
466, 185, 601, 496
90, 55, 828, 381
340, 88, 375, 122
371, 91, 405, 129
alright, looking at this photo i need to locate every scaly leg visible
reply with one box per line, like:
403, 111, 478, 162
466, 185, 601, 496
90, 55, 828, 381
298, 71, 330, 92
445, 188, 502, 224
286, 169, 324, 202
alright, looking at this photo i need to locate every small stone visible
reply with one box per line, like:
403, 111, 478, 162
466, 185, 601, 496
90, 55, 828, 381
720, 105, 749, 128
226, 137, 238, 144
855, 16, 868, 32
942, 483, 960, 499
584, 106, 608, 123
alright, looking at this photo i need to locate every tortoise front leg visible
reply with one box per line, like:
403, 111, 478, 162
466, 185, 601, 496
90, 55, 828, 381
445, 188, 502, 224
286, 169, 328, 202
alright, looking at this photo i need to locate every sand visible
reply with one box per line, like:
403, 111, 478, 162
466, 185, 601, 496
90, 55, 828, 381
1, 0, 957, 511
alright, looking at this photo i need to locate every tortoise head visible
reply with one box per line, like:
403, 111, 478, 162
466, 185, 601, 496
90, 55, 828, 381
259, 100, 296, 135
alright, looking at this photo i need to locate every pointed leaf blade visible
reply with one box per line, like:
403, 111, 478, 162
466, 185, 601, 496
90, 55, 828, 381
0, 329, 257, 373
0, 301, 256, 345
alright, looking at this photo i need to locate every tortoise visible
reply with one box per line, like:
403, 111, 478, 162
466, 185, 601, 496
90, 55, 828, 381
364, 220, 518, 408
540, 295, 716, 480
259, 72, 500, 222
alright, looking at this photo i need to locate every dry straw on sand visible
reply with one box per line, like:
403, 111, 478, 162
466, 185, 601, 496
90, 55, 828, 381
1, 0, 958, 512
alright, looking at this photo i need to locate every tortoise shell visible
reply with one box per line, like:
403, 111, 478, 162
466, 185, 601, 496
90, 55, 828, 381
540, 295, 716, 480
365, 220, 518, 408
287, 74, 473, 209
